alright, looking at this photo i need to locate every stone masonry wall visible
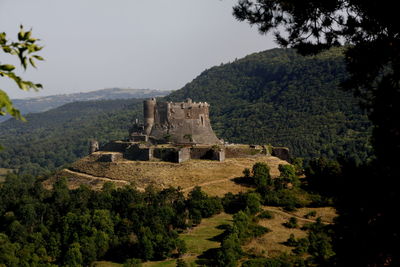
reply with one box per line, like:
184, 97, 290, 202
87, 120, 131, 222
149, 99, 220, 145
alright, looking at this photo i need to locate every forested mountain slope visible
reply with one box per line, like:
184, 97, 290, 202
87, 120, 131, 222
167, 48, 371, 161
0, 99, 142, 175
0, 48, 371, 175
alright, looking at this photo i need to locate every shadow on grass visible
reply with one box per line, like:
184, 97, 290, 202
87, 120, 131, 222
208, 224, 232, 242
231, 176, 255, 187
195, 247, 219, 266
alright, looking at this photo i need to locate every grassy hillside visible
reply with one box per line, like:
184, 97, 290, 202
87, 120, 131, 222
46, 154, 288, 196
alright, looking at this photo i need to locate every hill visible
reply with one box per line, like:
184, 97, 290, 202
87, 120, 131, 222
0, 99, 143, 175
46, 152, 288, 196
166, 48, 371, 161
0, 88, 170, 123
0, 48, 371, 175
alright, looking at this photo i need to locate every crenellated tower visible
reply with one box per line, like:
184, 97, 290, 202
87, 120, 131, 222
142, 98, 220, 145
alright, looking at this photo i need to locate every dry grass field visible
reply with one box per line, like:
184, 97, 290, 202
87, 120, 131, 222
48, 153, 288, 196
243, 206, 337, 258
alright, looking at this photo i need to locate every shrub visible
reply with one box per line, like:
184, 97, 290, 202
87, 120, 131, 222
292, 238, 310, 255
285, 234, 298, 247
257, 210, 274, 219
245, 193, 261, 214
252, 162, 272, 188
176, 258, 188, 267
304, 211, 317, 219
283, 204, 298, 212
123, 258, 142, 267
283, 217, 298, 229
243, 168, 251, 179
242, 257, 292, 267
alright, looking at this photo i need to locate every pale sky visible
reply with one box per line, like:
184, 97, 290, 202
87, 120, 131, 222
0, 0, 275, 99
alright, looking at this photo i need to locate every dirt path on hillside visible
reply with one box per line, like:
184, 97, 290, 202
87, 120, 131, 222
181, 178, 332, 225
263, 206, 332, 225
182, 177, 235, 192
63, 169, 141, 188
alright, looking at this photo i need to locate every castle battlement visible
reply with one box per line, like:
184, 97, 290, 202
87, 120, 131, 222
90, 98, 290, 164
143, 98, 220, 145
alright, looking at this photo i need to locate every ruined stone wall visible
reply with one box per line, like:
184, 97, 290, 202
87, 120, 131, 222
190, 147, 215, 159
272, 147, 291, 161
101, 141, 134, 152
149, 99, 220, 145
190, 147, 225, 161
97, 153, 123, 162
153, 148, 179, 162
124, 144, 152, 161
178, 148, 191, 163
225, 146, 265, 158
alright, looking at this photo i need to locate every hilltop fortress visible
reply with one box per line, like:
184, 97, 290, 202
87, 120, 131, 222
89, 98, 289, 163
138, 98, 220, 145
49, 98, 290, 192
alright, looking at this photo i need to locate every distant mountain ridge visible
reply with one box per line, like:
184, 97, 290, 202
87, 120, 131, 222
0, 88, 171, 123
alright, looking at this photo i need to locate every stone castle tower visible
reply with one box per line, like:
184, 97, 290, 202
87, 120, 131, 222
143, 98, 220, 145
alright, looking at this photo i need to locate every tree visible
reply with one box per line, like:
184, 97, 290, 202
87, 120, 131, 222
245, 192, 261, 214
64, 242, 83, 267
305, 157, 342, 195
233, 1, 400, 265
0, 26, 43, 118
216, 232, 242, 267
252, 162, 271, 188
278, 164, 298, 186
176, 258, 188, 267
1, 26, 43, 149
0, 233, 20, 266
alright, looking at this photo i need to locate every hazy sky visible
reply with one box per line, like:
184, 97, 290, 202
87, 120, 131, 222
0, 0, 275, 99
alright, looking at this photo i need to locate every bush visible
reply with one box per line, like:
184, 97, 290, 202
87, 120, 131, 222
243, 168, 251, 179
245, 193, 261, 214
242, 257, 293, 267
187, 187, 223, 224
283, 217, 298, 229
257, 210, 274, 219
176, 258, 188, 267
250, 224, 270, 237
292, 238, 310, 255
304, 211, 317, 219
305, 157, 343, 195
123, 258, 142, 267
283, 204, 298, 212
285, 234, 298, 247
216, 233, 242, 267
252, 162, 272, 188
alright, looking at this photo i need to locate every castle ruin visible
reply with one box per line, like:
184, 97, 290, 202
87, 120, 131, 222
91, 98, 289, 163
138, 98, 220, 144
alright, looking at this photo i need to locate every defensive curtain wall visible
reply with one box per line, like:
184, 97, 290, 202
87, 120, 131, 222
90, 98, 290, 163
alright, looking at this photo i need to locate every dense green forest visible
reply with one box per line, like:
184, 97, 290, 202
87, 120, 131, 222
0, 162, 335, 266
167, 48, 371, 161
0, 174, 220, 266
0, 48, 371, 175
0, 99, 142, 175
